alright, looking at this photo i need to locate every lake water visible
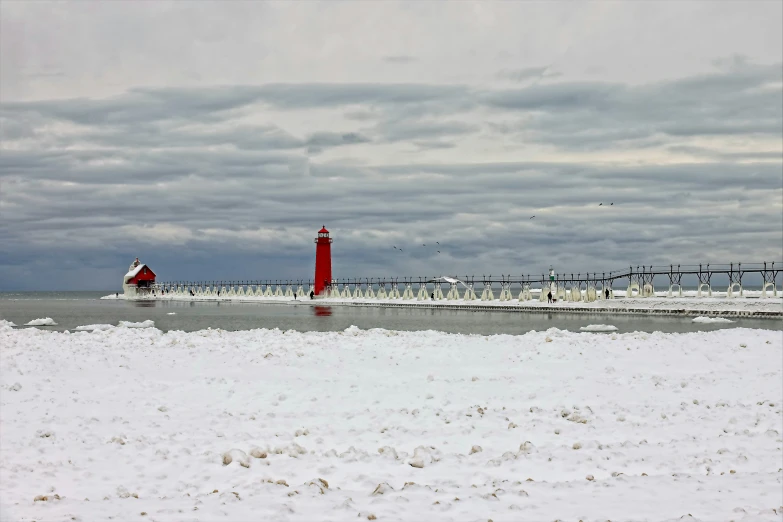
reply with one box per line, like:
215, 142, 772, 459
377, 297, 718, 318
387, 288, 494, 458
1, 291, 780, 334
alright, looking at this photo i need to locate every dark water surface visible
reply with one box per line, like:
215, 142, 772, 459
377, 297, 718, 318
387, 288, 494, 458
1, 292, 780, 335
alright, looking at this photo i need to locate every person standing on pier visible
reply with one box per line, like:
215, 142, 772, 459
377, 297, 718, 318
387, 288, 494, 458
547, 290, 553, 303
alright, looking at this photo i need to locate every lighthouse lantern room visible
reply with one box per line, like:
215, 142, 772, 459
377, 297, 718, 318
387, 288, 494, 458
314, 226, 333, 297
123, 257, 157, 298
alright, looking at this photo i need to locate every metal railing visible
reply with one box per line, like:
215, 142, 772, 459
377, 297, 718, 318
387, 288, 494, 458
155, 261, 780, 291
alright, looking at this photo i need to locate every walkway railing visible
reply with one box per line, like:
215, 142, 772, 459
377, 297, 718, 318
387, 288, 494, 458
154, 261, 781, 300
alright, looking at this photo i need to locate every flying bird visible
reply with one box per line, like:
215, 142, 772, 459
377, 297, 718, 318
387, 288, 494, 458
599, 203, 603, 206
436, 242, 440, 245
437, 250, 441, 253
610, 202, 614, 205
529, 215, 535, 219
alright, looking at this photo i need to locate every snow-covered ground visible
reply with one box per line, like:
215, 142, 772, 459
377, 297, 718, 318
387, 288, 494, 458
105, 292, 783, 316
1, 321, 781, 521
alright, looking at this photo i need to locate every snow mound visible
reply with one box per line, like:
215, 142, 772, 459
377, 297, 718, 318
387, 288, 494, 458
118, 320, 155, 328
0, 320, 17, 328
407, 445, 442, 468
344, 325, 362, 336
580, 324, 618, 332
166, 312, 177, 315
75, 324, 115, 332
222, 449, 250, 468
692, 316, 735, 324
25, 317, 58, 326
249, 447, 268, 459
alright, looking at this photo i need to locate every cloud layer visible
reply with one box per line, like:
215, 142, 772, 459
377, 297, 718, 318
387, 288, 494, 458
1, 2, 781, 290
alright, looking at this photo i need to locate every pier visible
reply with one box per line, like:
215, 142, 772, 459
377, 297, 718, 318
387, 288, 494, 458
152, 262, 781, 304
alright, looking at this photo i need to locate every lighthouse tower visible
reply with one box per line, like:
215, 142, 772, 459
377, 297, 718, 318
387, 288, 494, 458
314, 225, 333, 296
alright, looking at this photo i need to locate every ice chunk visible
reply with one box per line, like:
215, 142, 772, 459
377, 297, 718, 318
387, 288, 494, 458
579, 324, 618, 332
692, 316, 735, 324
118, 320, 155, 328
75, 324, 114, 331
25, 317, 58, 326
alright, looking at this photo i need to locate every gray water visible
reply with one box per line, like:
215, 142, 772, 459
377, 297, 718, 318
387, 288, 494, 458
1, 292, 780, 334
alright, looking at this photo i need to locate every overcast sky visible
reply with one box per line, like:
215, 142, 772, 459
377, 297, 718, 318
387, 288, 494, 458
1, 1, 781, 291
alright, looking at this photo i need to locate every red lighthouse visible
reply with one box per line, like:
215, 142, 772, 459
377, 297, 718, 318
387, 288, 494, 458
314, 225, 333, 296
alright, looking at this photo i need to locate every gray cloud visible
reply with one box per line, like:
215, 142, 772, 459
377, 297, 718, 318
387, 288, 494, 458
344, 110, 380, 121
483, 62, 782, 150
306, 131, 372, 148
370, 119, 480, 142
1, 55, 781, 289
411, 140, 456, 150
584, 66, 606, 76
667, 145, 782, 161
3, 84, 471, 125
496, 67, 562, 82
383, 55, 417, 64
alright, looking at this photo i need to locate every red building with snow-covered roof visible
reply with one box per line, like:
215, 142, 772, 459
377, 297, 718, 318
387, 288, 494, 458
122, 258, 157, 298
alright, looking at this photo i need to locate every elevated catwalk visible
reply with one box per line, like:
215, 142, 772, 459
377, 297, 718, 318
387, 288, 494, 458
157, 262, 780, 301
143, 262, 782, 318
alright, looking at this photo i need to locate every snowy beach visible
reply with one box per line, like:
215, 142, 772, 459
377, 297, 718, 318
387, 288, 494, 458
1, 320, 781, 521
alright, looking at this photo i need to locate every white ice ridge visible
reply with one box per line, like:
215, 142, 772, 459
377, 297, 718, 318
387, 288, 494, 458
0, 325, 780, 521
23, 317, 57, 326
692, 316, 735, 324
579, 324, 619, 332
118, 320, 155, 328
110, 291, 783, 316
74, 324, 115, 331
0, 320, 17, 328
